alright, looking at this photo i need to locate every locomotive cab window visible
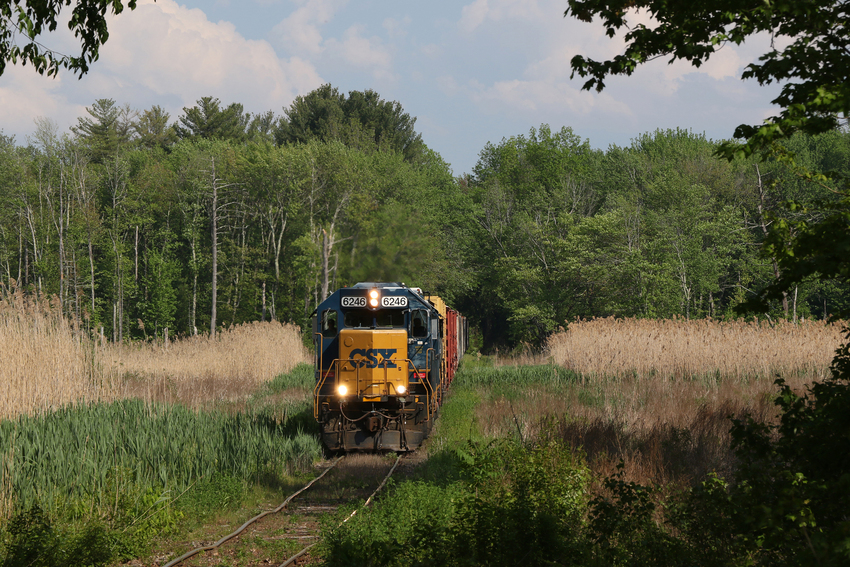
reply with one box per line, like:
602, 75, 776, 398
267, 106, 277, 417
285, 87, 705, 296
411, 310, 428, 338
344, 310, 371, 328
321, 309, 338, 337
376, 310, 405, 328
343, 309, 405, 328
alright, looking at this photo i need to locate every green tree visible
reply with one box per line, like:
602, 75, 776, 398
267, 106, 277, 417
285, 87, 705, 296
565, 0, 850, 158
134, 105, 177, 150
467, 125, 603, 345
342, 89, 425, 162
174, 97, 249, 142
100, 152, 135, 342
71, 98, 135, 163
0, 133, 25, 285
276, 84, 344, 146
338, 149, 451, 288
277, 84, 425, 162
176, 139, 240, 338
600, 129, 755, 319
140, 228, 180, 339
566, 4, 850, 563
246, 110, 279, 144
239, 141, 307, 322
0, 0, 148, 77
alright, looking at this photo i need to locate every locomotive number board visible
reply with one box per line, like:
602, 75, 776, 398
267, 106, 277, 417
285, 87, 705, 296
341, 296, 366, 307
381, 296, 408, 308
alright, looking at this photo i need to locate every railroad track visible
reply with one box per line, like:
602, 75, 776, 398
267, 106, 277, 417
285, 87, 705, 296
158, 453, 403, 567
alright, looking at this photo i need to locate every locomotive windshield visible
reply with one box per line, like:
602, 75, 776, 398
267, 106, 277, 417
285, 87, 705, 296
376, 310, 405, 328
343, 309, 405, 328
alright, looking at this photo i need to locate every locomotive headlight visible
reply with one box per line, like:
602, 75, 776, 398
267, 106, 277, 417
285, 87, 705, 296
396, 384, 406, 395
369, 288, 379, 307
337, 384, 348, 396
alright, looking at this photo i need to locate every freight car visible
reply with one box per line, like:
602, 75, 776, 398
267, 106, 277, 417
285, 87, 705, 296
312, 282, 467, 451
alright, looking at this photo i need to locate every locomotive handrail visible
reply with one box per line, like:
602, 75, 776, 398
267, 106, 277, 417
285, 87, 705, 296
419, 366, 434, 422
313, 360, 337, 418
425, 347, 438, 412
314, 331, 324, 370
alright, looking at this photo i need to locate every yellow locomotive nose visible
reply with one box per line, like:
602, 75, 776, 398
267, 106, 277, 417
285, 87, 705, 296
337, 328, 408, 400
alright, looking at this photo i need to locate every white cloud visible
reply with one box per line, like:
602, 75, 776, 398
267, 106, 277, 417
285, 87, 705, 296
324, 26, 394, 82
458, 0, 489, 32
93, 0, 323, 110
459, 0, 544, 33
0, 0, 792, 175
420, 43, 441, 58
0, 66, 82, 138
273, 2, 394, 84
466, 76, 631, 118
271, 0, 347, 55
383, 17, 411, 40
436, 75, 459, 96
0, 0, 326, 139
451, 0, 776, 126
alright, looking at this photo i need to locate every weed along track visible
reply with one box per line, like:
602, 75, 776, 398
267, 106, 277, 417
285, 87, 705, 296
159, 453, 404, 567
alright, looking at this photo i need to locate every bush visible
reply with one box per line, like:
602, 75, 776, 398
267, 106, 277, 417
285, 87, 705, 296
690, 334, 850, 565
322, 439, 590, 567
1, 505, 116, 567
587, 463, 692, 567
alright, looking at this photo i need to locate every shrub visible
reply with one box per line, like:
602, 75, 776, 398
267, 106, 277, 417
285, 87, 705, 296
681, 333, 850, 566
322, 440, 591, 567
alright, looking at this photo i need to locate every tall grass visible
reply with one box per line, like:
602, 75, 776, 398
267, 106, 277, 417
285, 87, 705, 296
0, 282, 309, 418
0, 286, 319, 553
108, 320, 310, 407
0, 399, 321, 522
0, 287, 118, 420
453, 364, 761, 486
458, 318, 846, 485
547, 316, 843, 381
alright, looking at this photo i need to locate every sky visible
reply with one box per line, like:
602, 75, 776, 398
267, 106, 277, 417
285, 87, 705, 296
0, 0, 783, 176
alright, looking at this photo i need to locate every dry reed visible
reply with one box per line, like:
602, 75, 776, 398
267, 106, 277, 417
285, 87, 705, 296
477, 317, 847, 485
0, 287, 118, 420
0, 283, 310, 416
106, 320, 310, 407
547, 316, 844, 381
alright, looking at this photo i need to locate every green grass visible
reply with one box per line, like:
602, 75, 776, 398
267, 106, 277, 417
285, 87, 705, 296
427, 363, 577, 451
0, 364, 322, 566
0, 399, 320, 516
458, 362, 578, 387
262, 362, 315, 393
320, 439, 591, 567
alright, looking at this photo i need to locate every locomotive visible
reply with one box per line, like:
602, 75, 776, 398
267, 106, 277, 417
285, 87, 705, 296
312, 282, 467, 451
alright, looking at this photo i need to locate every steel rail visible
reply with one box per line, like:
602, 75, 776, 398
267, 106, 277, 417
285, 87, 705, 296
162, 456, 343, 567
277, 453, 403, 567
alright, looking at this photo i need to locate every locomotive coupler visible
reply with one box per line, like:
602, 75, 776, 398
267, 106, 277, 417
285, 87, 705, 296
366, 414, 382, 433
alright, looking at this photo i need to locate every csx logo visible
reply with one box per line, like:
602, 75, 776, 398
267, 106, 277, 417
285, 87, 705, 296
349, 348, 398, 368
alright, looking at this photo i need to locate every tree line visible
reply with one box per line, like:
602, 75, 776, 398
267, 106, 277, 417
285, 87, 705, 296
457, 125, 850, 346
0, 87, 847, 348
